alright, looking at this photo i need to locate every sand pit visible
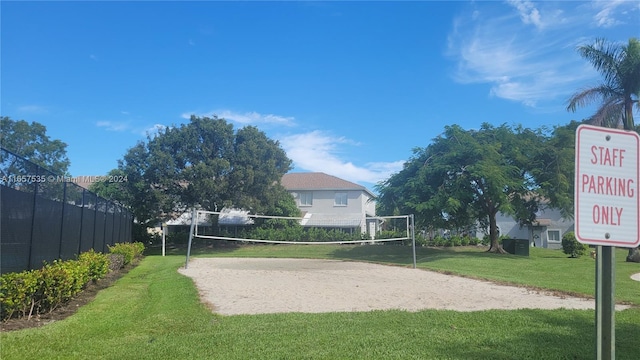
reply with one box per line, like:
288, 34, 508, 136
178, 258, 631, 315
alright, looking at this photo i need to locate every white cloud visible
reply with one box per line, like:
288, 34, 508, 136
593, 0, 628, 28
447, 2, 600, 107
181, 109, 295, 126
142, 124, 167, 137
178, 109, 402, 184
506, 0, 543, 29
96, 121, 129, 132
279, 130, 403, 186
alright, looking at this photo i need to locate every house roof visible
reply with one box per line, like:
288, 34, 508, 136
532, 218, 553, 227
281, 172, 375, 197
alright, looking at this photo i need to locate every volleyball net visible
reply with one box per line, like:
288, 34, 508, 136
184, 209, 416, 268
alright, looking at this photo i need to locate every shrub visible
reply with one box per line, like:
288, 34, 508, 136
0, 247, 141, 321
561, 231, 588, 258
78, 249, 109, 282
38, 260, 89, 313
414, 234, 430, 247
108, 242, 145, 265
0, 270, 39, 320
432, 235, 446, 247
450, 235, 463, 247
108, 253, 125, 271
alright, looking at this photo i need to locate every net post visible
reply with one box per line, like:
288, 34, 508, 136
410, 214, 417, 269
185, 208, 196, 269
162, 222, 166, 257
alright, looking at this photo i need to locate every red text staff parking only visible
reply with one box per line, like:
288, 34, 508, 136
575, 125, 640, 247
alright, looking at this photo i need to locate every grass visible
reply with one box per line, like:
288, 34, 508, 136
1, 244, 639, 359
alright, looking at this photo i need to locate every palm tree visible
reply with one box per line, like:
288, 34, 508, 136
567, 37, 640, 262
567, 37, 640, 129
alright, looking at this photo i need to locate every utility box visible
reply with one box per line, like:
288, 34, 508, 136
513, 239, 530, 256
502, 238, 515, 254
502, 239, 529, 256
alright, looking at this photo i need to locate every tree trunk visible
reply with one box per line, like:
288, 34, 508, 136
627, 247, 640, 262
486, 211, 507, 254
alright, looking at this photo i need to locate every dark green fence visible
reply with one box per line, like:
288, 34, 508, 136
1, 147, 133, 273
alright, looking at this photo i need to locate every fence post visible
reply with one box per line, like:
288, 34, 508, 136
58, 181, 67, 259
92, 196, 98, 251
27, 167, 39, 270
102, 200, 108, 253
77, 188, 86, 255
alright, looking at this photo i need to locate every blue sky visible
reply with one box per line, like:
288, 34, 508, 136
2, 1, 639, 191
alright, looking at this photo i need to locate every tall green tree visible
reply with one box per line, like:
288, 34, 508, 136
530, 121, 581, 219
567, 37, 640, 129
567, 37, 640, 262
377, 124, 544, 253
0, 116, 70, 176
98, 116, 296, 227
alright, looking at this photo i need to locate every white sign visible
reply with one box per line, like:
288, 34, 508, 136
574, 125, 640, 247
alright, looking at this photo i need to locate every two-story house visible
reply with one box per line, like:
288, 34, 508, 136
280, 172, 376, 236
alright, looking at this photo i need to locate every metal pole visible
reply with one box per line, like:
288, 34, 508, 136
185, 208, 196, 269
77, 188, 85, 255
411, 214, 417, 269
595, 245, 615, 360
58, 181, 67, 259
162, 223, 166, 257
27, 167, 39, 270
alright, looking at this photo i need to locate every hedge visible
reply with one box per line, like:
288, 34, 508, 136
0, 242, 145, 321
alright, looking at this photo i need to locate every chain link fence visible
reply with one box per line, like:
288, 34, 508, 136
1, 147, 133, 274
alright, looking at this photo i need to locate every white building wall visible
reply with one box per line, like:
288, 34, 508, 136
487, 207, 574, 250
290, 189, 373, 234
295, 190, 362, 213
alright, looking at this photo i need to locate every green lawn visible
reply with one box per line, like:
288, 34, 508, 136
1, 245, 639, 359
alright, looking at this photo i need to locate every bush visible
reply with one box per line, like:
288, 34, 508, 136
108, 254, 125, 271
78, 249, 109, 282
38, 260, 89, 313
108, 242, 145, 265
0, 270, 39, 320
0, 247, 136, 321
431, 235, 446, 247
561, 231, 588, 258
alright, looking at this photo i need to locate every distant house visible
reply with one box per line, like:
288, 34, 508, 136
154, 172, 378, 239
281, 172, 377, 236
474, 206, 574, 250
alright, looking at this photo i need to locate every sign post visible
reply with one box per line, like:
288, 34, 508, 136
574, 125, 640, 360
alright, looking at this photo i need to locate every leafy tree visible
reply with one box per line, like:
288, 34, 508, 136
378, 123, 544, 253
561, 231, 588, 258
0, 116, 70, 176
97, 116, 296, 227
567, 37, 640, 262
88, 169, 131, 207
530, 121, 581, 219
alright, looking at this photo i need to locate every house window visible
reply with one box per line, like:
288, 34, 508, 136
547, 229, 561, 242
300, 192, 313, 206
334, 192, 347, 206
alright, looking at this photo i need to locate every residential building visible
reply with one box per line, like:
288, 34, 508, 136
480, 207, 574, 249
280, 172, 377, 236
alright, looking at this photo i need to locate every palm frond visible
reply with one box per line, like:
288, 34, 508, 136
588, 97, 625, 128
566, 84, 622, 112
577, 38, 624, 87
